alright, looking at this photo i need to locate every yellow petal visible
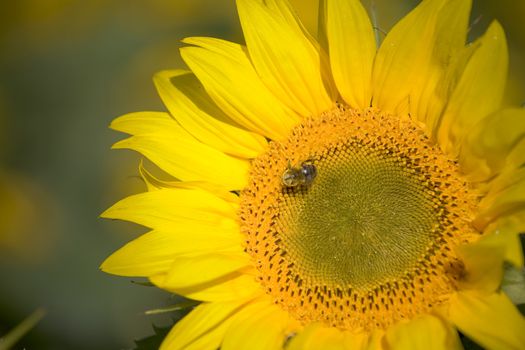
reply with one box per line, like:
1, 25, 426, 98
111, 111, 175, 134
289, 326, 386, 350
138, 159, 161, 192
180, 37, 300, 140
342, 330, 384, 350
366, 329, 386, 350
372, 0, 470, 122
111, 112, 249, 189
160, 300, 248, 350
437, 21, 508, 156
457, 240, 505, 294
386, 315, 461, 350
489, 166, 525, 194
263, 0, 312, 35
154, 69, 267, 158
138, 163, 240, 204
222, 298, 299, 350
100, 229, 243, 277
481, 167, 525, 208
158, 253, 252, 289
474, 176, 525, 230
448, 291, 525, 350
484, 209, 525, 267
427, 41, 479, 137
151, 272, 261, 302
100, 187, 245, 277
506, 140, 525, 174
460, 108, 525, 182
286, 323, 346, 350
324, 0, 376, 109
236, 0, 335, 117
101, 187, 238, 230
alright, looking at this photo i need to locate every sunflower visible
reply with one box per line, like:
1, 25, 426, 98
102, 0, 525, 349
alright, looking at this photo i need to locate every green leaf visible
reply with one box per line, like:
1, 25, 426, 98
133, 298, 198, 350
133, 324, 172, 350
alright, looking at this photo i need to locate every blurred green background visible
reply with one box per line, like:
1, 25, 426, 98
0, 0, 523, 349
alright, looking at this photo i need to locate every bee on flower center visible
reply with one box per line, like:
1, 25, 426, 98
282, 160, 317, 188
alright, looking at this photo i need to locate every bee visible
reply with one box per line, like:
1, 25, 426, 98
282, 160, 317, 188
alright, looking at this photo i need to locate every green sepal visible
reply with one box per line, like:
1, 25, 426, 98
131, 280, 156, 287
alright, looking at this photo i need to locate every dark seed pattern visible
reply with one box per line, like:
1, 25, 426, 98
239, 106, 480, 331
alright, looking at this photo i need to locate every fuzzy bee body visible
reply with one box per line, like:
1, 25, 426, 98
282, 161, 317, 187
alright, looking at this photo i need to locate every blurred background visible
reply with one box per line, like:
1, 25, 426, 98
0, 0, 523, 349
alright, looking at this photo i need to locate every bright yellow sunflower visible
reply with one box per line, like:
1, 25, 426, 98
102, 0, 525, 349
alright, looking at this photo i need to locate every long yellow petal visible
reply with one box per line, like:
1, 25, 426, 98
448, 291, 525, 350
288, 325, 385, 350
180, 37, 300, 140
456, 240, 505, 294
366, 330, 386, 350
264, 0, 313, 36
460, 108, 525, 182
160, 300, 248, 350
474, 176, 525, 230
158, 253, 252, 289
151, 272, 261, 302
111, 112, 249, 189
110, 111, 175, 134
427, 41, 479, 137
482, 167, 525, 208
324, 0, 376, 109
437, 21, 508, 156
386, 315, 461, 350
101, 187, 238, 230
236, 0, 335, 117
287, 323, 346, 350
138, 162, 238, 200
221, 298, 299, 350
100, 229, 243, 277
372, 0, 470, 123
484, 209, 525, 267
154, 70, 267, 158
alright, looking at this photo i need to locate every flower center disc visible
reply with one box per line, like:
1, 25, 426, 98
286, 143, 435, 290
240, 106, 479, 330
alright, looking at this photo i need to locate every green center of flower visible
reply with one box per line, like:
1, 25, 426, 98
240, 106, 478, 330
282, 143, 437, 291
